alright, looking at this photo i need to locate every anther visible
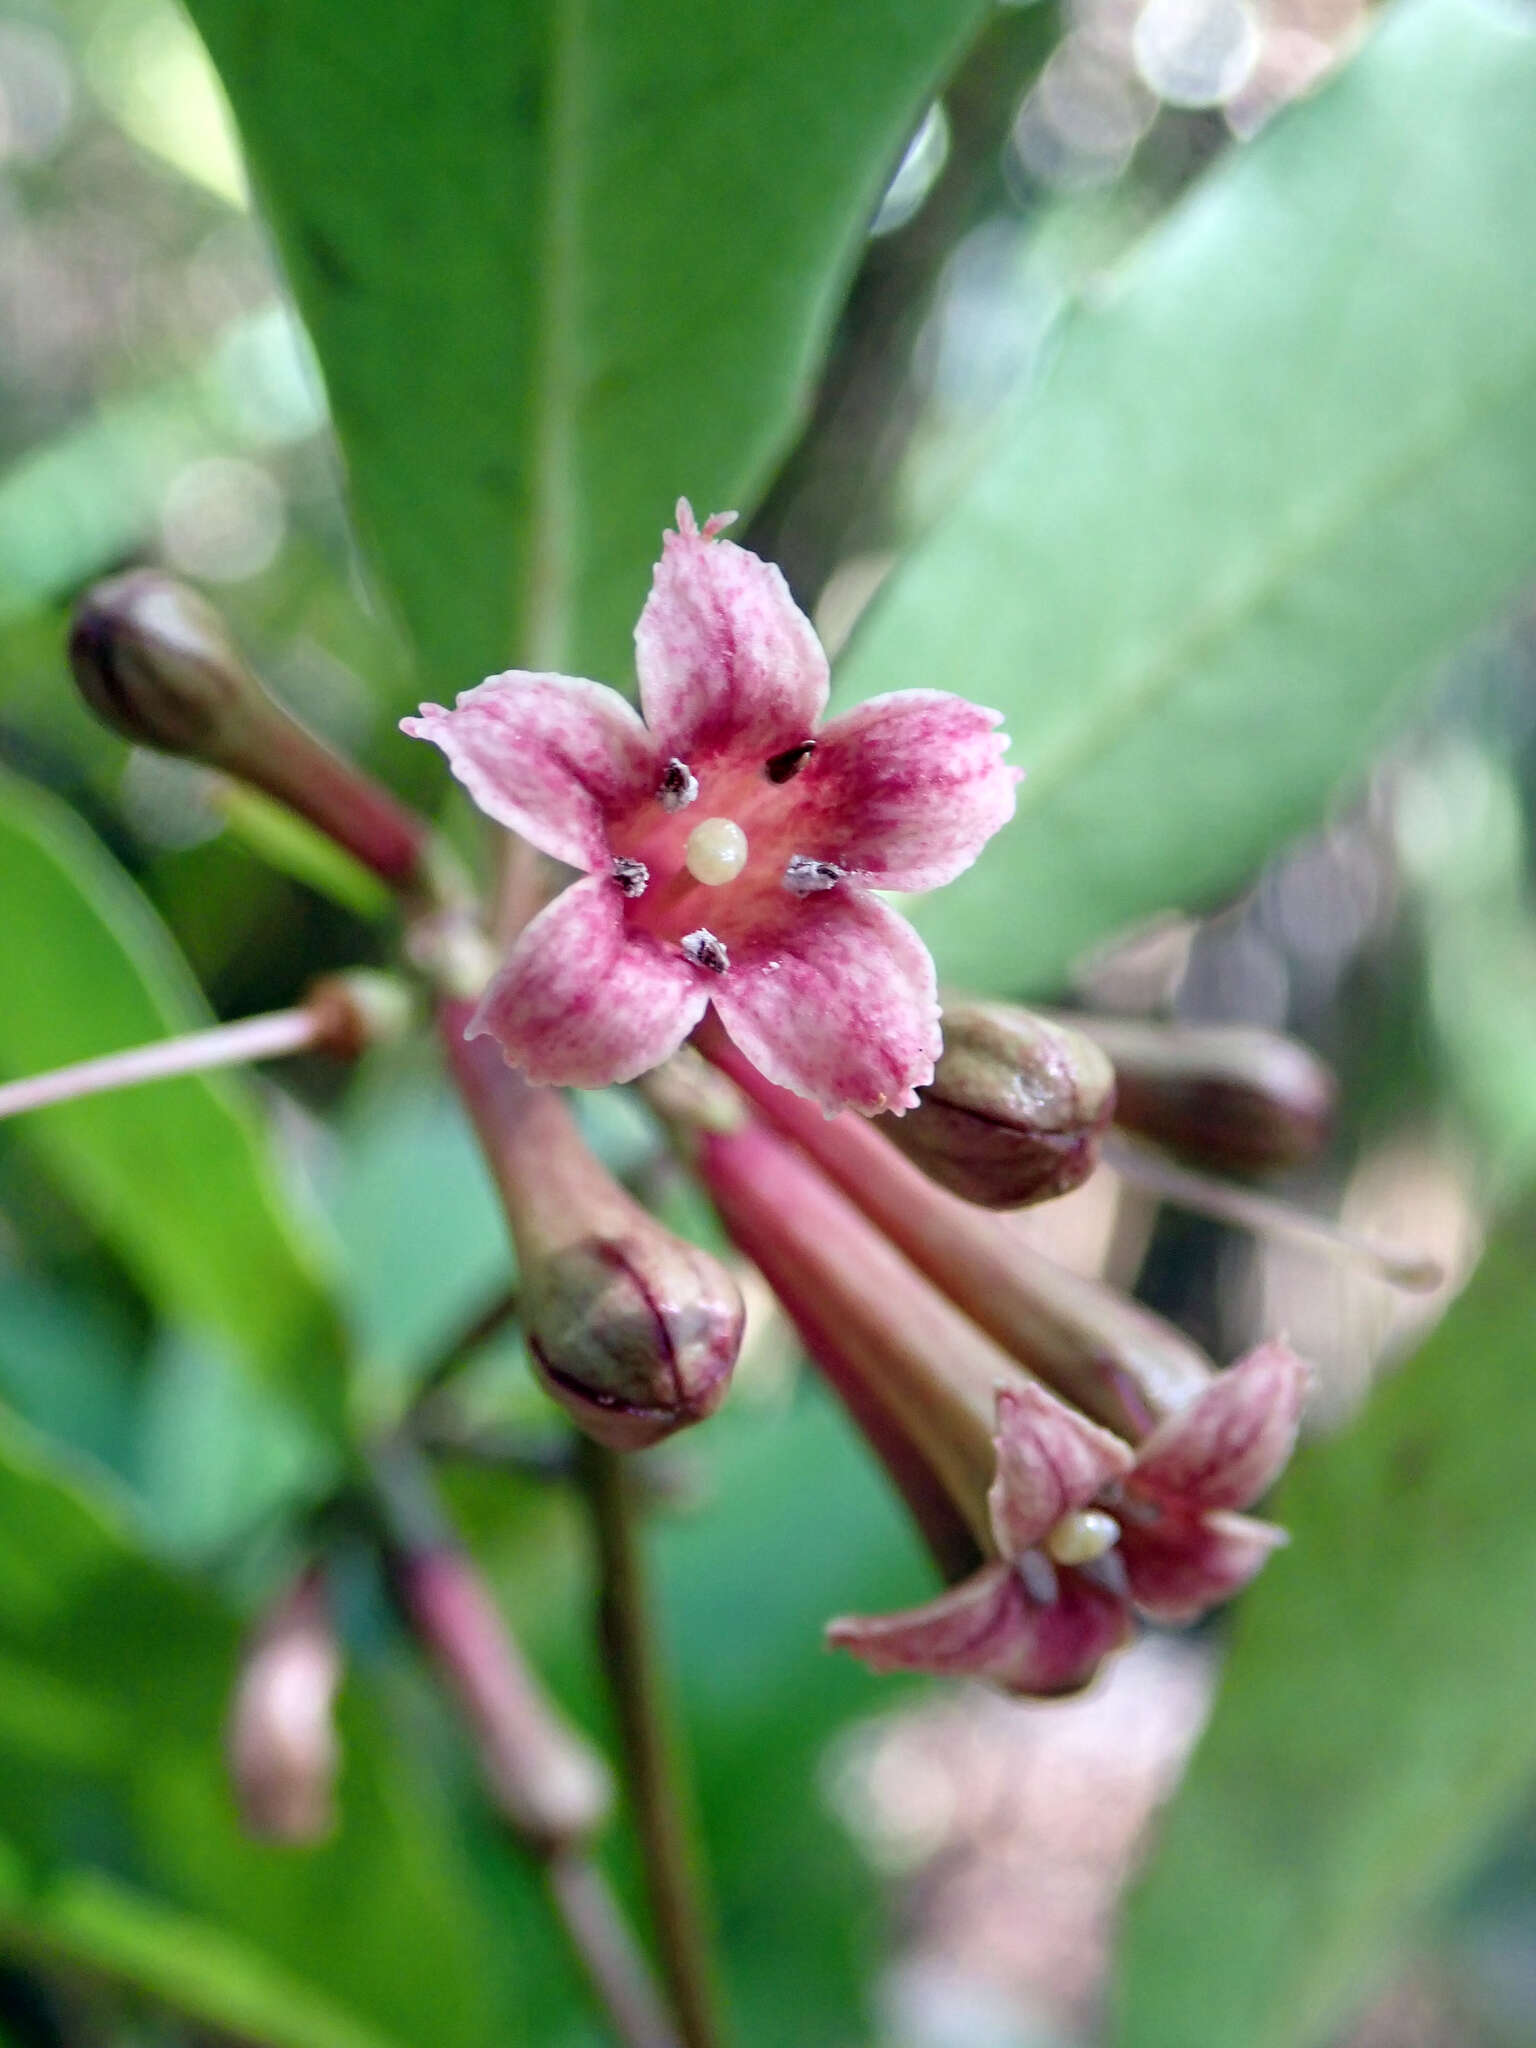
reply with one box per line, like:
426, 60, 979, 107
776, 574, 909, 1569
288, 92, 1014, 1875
766, 739, 815, 784
658, 758, 699, 811
681, 929, 729, 974
684, 817, 748, 886
611, 856, 649, 898
783, 855, 843, 897
1044, 1509, 1120, 1567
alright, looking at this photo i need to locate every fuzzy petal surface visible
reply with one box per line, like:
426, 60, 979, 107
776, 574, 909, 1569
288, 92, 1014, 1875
709, 887, 940, 1115
1131, 1340, 1310, 1513
828, 1561, 1131, 1698
1119, 1508, 1287, 1623
467, 875, 708, 1087
802, 691, 1021, 891
403, 674, 655, 872
635, 500, 829, 761
988, 1382, 1137, 1561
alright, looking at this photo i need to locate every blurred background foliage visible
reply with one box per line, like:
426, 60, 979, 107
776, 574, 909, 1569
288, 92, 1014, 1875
1, 0, 1536, 2044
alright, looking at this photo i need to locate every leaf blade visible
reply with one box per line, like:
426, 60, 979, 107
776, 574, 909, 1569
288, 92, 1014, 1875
1115, 1211, 1536, 2048
836, 0, 1536, 993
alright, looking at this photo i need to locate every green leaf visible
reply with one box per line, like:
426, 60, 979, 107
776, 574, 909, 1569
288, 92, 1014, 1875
180, 0, 987, 684
1115, 1210, 1536, 2048
0, 1412, 502, 2048
836, 0, 1536, 995
0, 1855, 406, 2048
0, 768, 347, 1438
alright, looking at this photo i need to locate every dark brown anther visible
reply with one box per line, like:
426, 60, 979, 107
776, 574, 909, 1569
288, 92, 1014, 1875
657, 757, 699, 811
611, 856, 649, 899
765, 739, 815, 783
681, 929, 729, 974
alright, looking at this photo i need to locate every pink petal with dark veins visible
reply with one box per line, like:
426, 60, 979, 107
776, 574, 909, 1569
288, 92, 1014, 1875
403, 674, 656, 872
987, 1381, 1136, 1559
467, 875, 709, 1088
1131, 1340, 1311, 1513
708, 887, 940, 1116
800, 691, 1022, 892
1118, 1507, 1287, 1623
635, 500, 829, 761
827, 1560, 1132, 1698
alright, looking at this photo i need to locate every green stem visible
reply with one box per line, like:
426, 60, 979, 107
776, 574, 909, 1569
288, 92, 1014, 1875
580, 1442, 728, 2048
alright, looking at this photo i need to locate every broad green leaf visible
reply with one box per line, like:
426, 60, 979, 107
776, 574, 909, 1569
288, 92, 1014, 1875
0, 1855, 403, 2048
0, 1413, 501, 2048
837, 0, 1536, 995
0, 767, 347, 1437
1115, 1210, 1536, 2048
181, 0, 987, 685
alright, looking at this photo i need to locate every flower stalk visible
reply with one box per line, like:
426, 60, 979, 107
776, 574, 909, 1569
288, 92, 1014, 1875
0, 973, 412, 1126
580, 1442, 729, 2048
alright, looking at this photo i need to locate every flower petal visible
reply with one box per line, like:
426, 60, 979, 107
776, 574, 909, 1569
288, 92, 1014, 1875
800, 691, 1022, 892
987, 1382, 1136, 1559
708, 888, 940, 1115
403, 674, 655, 871
827, 1560, 1131, 1698
1119, 1508, 1287, 1623
468, 875, 708, 1087
635, 500, 829, 760
1131, 1340, 1311, 1513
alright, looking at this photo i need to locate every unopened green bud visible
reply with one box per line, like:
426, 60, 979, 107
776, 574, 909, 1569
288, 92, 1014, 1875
880, 1002, 1116, 1208
68, 570, 428, 890
444, 1013, 745, 1450
1071, 1015, 1337, 1173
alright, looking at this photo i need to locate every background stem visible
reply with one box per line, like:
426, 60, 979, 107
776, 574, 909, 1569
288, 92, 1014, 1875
580, 1442, 728, 2048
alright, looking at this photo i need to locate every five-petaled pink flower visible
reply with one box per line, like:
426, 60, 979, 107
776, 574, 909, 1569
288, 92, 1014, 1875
829, 1341, 1309, 1696
403, 502, 1019, 1114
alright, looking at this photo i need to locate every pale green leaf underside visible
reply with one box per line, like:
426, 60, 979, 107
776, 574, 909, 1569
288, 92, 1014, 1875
182, 0, 987, 690
838, 0, 1536, 994
0, 768, 346, 1437
1115, 1211, 1536, 2048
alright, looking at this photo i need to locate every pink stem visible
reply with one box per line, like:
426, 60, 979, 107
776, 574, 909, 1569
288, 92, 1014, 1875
0, 1007, 319, 1123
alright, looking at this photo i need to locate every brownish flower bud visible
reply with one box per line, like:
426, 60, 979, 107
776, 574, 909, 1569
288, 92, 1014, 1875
879, 1002, 1116, 1208
444, 1011, 744, 1450
394, 1545, 612, 1850
225, 1566, 342, 1844
68, 570, 428, 890
1070, 1014, 1337, 1173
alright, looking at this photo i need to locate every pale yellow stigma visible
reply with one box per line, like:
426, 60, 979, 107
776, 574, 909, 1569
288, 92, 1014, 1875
684, 817, 749, 886
1044, 1508, 1120, 1567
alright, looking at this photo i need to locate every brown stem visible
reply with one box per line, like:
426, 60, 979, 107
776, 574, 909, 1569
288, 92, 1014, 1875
579, 1442, 728, 2048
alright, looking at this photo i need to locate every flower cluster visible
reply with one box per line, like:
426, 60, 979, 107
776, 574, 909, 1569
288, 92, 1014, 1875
402, 502, 1312, 1701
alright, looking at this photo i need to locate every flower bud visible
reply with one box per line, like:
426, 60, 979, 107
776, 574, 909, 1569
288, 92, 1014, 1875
69, 570, 428, 890
444, 1011, 744, 1449
301, 970, 416, 1061
1069, 1014, 1337, 1173
394, 1545, 612, 1850
879, 1002, 1116, 1207
225, 1567, 342, 1844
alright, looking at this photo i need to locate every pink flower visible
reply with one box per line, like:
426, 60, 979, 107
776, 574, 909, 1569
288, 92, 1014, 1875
403, 502, 1019, 1113
829, 1341, 1309, 1696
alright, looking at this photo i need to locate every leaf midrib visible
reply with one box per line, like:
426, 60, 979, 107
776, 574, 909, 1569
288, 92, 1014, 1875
1018, 334, 1536, 812
521, 0, 588, 671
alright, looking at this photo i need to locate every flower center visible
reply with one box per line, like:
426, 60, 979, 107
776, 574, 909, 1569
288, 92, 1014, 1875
684, 817, 749, 886
1044, 1508, 1120, 1566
